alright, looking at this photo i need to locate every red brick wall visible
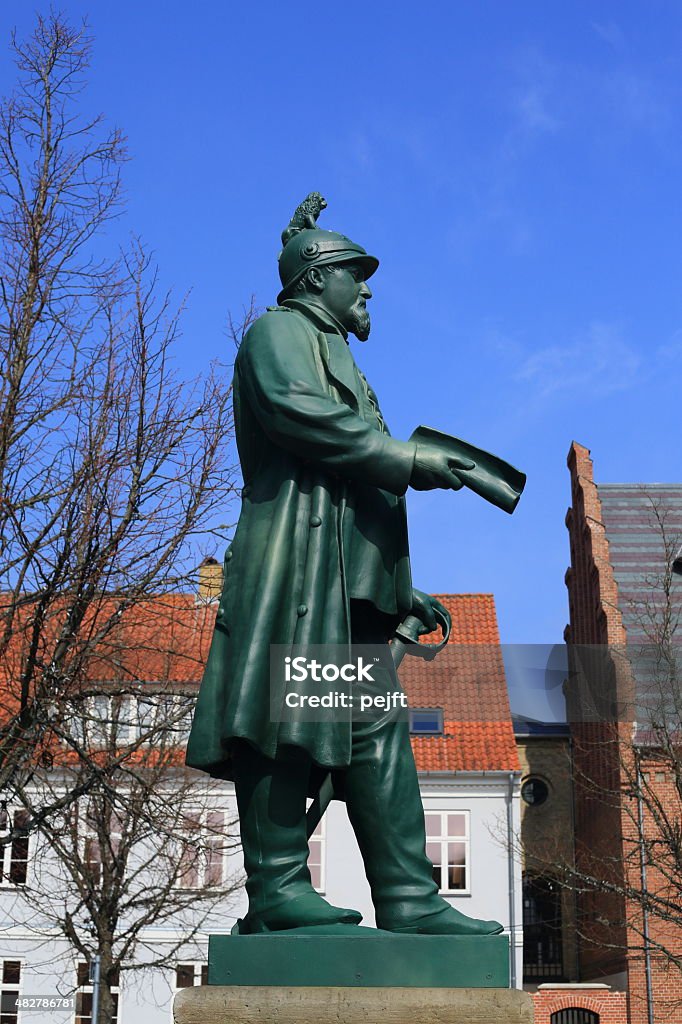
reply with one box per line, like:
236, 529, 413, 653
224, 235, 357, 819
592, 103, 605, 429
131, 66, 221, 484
626, 956, 682, 1024
533, 988, 628, 1024
565, 443, 629, 977
621, 754, 682, 1024
565, 444, 682, 1022
565, 443, 627, 649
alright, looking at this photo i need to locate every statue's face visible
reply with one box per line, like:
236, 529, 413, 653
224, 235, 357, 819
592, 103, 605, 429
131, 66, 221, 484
320, 262, 372, 341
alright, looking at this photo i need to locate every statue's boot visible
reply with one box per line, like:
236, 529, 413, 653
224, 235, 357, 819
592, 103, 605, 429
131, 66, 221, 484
343, 714, 503, 936
232, 740, 362, 933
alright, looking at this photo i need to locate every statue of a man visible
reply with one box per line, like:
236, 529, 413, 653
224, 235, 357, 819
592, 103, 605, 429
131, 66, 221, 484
186, 195, 502, 937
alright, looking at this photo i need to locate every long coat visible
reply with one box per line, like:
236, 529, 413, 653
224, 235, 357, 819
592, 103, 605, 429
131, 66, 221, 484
185, 300, 417, 778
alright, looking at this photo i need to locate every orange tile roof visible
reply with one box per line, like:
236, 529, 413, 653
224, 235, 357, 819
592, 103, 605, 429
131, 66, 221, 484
400, 595, 519, 773
83, 595, 216, 682
0, 594, 216, 691
412, 721, 520, 772
2, 590, 518, 773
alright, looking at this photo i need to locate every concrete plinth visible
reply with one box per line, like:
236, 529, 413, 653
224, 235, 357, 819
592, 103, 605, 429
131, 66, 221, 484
173, 986, 534, 1024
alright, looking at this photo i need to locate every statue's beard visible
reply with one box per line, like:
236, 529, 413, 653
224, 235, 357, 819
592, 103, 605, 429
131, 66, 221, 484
347, 303, 371, 342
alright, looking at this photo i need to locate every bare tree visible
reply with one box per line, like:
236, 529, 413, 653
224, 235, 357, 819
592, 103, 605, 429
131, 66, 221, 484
7, 679, 241, 1024
227, 296, 261, 350
0, 13, 237, 829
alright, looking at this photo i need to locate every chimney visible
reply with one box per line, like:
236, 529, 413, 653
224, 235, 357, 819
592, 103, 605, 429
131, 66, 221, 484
198, 557, 223, 600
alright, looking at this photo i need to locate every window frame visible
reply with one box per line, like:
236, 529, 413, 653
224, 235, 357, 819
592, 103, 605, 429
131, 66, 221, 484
134, 692, 194, 745
64, 690, 195, 749
177, 807, 228, 890
0, 959, 22, 1024
65, 694, 136, 748
0, 807, 30, 887
78, 801, 124, 888
174, 962, 208, 990
522, 874, 565, 981
550, 1011, 599, 1024
75, 961, 119, 1024
409, 708, 444, 735
423, 809, 471, 896
521, 776, 550, 807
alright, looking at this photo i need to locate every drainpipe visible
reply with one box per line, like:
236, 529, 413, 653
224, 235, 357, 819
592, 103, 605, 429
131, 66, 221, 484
507, 771, 520, 989
90, 954, 101, 1024
636, 758, 655, 1024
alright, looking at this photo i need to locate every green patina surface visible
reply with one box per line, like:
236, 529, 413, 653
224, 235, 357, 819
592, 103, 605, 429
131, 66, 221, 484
208, 930, 509, 988
186, 194, 523, 942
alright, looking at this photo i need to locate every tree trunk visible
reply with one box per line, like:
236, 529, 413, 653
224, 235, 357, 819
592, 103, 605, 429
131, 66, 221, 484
96, 941, 116, 1024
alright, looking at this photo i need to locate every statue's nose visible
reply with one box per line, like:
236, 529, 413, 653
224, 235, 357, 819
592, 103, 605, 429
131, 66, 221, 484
360, 281, 372, 299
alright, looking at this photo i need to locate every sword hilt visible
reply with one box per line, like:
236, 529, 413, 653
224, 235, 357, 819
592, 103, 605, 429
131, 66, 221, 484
392, 605, 450, 666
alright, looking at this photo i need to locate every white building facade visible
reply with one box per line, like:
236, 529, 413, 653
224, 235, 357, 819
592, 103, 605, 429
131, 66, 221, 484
1, 769, 521, 1024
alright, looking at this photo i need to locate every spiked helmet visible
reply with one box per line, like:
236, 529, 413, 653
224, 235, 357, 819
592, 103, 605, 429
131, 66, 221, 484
277, 192, 379, 304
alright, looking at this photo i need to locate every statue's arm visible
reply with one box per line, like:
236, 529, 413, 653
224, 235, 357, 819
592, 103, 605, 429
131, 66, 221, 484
238, 316, 416, 496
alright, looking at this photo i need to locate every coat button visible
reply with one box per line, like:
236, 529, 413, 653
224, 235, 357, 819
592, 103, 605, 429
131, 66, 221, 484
242, 485, 251, 498
309, 514, 322, 527
225, 550, 233, 561
297, 605, 308, 617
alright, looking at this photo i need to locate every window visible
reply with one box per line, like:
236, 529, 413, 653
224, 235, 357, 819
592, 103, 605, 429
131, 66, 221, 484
409, 708, 444, 735
175, 963, 208, 989
0, 808, 29, 885
523, 875, 564, 980
424, 811, 469, 893
521, 777, 549, 806
65, 692, 194, 748
1, 960, 21, 1024
136, 694, 193, 744
157, 694, 194, 743
66, 695, 136, 747
551, 1012, 599, 1024
80, 802, 124, 887
308, 817, 325, 892
178, 810, 227, 888
136, 694, 161, 741
75, 962, 119, 1024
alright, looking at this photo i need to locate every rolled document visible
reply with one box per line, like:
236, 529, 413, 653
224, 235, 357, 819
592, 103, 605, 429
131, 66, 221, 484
409, 425, 526, 514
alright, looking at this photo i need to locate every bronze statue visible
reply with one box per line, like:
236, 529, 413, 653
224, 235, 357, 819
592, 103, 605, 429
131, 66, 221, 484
186, 195, 524, 937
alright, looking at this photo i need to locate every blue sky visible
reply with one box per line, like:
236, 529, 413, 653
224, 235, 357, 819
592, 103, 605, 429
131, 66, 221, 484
1, 2, 681, 657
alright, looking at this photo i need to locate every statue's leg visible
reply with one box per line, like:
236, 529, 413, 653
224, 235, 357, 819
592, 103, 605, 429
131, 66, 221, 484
344, 611, 503, 935
345, 712, 501, 934
231, 739, 362, 932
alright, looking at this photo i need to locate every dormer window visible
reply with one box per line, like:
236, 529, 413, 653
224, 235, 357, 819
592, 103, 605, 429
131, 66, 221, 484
409, 708, 444, 735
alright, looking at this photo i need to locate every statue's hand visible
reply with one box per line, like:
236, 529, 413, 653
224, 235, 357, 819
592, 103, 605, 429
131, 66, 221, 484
429, 595, 452, 641
410, 588, 439, 635
410, 443, 475, 491
410, 590, 452, 640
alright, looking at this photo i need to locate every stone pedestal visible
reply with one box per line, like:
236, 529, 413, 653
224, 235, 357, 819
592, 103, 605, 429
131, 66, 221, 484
174, 929, 533, 1023
173, 986, 534, 1024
